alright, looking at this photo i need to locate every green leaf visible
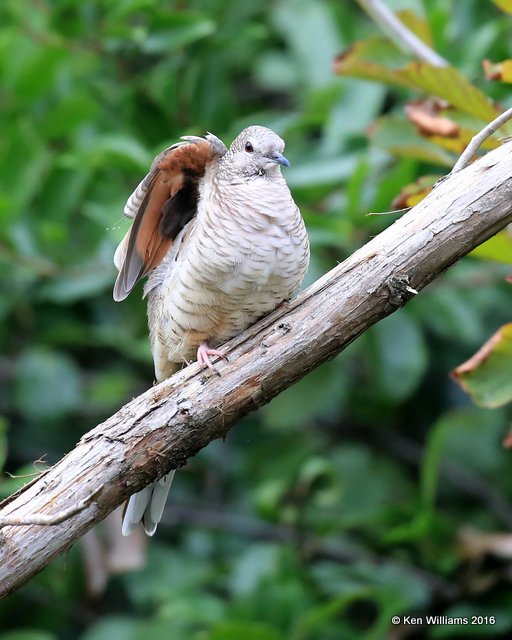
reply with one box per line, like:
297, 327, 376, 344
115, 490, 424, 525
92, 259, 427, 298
492, 0, 512, 14
470, 230, 512, 264
0, 417, 7, 472
421, 413, 450, 513
40, 91, 99, 139
369, 115, 455, 166
411, 284, 484, 343
3, 41, 68, 104
328, 446, 413, 528
436, 409, 506, 476
452, 324, 512, 408
79, 134, 152, 172
87, 370, 135, 412
80, 617, 138, 640
0, 120, 53, 216
262, 361, 346, 431
291, 591, 367, 639
208, 621, 283, 640
38, 268, 114, 303
369, 311, 428, 401
0, 632, 57, 640
230, 544, 280, 596
273, 0, 342, 90
400, 65, 498, 123
312, 560, 430, 620
286, 153, 361, 188
139, 18, 216, 53
335, 37, 500, 123
335, 36, 408, 84
124, 545, 210, 607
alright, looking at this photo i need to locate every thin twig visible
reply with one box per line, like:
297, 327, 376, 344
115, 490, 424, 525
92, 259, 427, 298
366, 207, 411, 216
451, 106, 512, 174
357, 0, 449, 67
0, 493, 97, 528
358, 2, 512, 179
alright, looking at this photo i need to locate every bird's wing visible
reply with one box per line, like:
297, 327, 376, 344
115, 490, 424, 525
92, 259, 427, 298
113, 134, 227, 302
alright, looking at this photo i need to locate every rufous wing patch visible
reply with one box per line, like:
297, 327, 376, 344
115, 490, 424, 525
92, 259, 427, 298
113, 139, 220, 302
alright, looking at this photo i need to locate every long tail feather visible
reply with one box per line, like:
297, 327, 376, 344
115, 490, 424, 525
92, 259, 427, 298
122, 471, 176, 537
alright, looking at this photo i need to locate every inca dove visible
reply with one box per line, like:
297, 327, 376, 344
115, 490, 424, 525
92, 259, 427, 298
114, 126, 310, 536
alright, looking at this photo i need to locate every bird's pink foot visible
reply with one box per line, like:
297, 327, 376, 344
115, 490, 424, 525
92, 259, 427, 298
197, 341, 227, 372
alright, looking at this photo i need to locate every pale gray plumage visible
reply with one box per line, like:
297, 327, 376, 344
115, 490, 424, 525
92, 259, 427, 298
114, 126, 310, 536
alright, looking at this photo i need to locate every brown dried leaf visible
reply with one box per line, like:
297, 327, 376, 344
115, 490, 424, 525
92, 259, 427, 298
483, 59, 512, 83
503, 427, 512, 447
459, 526, 512, 561
391, 175, 439, 209
405, 99, 460, 138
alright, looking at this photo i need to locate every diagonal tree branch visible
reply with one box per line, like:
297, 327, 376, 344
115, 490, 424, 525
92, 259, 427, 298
1, 141, 512, 597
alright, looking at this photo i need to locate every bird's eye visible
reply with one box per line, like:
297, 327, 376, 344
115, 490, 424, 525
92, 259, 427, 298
245, 142, 254, 153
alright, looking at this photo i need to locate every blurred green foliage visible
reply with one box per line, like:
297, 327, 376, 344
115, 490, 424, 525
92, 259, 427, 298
1, 1, 512, 638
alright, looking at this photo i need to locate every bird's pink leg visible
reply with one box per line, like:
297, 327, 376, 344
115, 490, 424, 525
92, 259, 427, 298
197, 341, 227, 371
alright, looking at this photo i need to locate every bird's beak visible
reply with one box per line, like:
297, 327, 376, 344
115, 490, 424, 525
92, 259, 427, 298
270, 152, 290, 167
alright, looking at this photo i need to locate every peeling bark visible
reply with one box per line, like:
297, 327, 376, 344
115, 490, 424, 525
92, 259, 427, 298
2, 142, 512, 597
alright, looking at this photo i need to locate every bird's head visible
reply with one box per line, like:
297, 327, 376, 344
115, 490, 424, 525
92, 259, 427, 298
227, 126, 290, 178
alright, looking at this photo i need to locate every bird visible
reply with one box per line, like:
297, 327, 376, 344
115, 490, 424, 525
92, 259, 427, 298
113, 125, 310, 536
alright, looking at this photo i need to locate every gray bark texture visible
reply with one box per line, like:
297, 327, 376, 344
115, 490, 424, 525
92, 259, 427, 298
1, 142, 512, 597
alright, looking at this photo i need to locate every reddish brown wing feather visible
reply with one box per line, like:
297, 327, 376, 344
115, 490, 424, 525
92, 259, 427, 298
133, 171, 183, 273
114, 139, 217, 302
